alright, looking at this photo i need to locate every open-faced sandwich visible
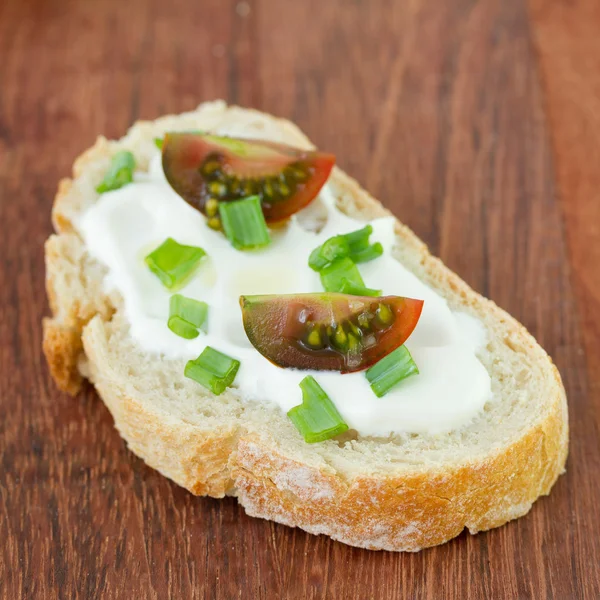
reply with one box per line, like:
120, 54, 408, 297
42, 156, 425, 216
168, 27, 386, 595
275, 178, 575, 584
43, 101, 568, 551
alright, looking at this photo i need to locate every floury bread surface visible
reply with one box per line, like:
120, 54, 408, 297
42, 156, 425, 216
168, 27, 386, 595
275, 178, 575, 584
43, 101, 568, 551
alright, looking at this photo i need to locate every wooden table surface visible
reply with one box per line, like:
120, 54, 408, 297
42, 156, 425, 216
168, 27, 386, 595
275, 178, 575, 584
1, 0, 599, 597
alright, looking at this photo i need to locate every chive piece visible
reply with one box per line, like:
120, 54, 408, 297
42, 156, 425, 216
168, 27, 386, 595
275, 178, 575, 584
308, 225, 383, 271
344, 225, 373, 253
96, 151, 136, 193
308, 235, 350, 271
345, 226, 383, 263
365, 345, 419, 398
287, 376, 349, 443
168, 317, 199, 339
351, 241, 384, 264
338, 278, 382, 297
320, 257, 365, 293
145, 238, 206, 290
168, 294, 208, 339
170, 294, 208, 329
184, 347, 240, 395
218, 195, 271, 250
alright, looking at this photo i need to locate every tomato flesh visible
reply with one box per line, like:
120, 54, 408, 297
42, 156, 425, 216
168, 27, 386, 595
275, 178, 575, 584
162, 133, 335, 223
240, 293, 424, 373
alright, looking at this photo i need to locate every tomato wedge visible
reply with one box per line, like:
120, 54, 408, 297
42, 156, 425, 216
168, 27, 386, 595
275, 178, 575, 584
240, 293, 424, 373
162, 133, 335, 224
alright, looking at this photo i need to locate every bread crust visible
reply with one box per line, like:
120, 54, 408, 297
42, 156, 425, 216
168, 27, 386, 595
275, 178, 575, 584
43, 102, 568, 551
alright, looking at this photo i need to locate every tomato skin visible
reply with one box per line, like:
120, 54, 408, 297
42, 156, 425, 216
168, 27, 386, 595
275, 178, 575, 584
240, 293, 424, 373
162, 133, 335, 223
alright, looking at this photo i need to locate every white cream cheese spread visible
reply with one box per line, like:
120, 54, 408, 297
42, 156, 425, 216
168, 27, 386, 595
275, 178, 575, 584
79, 151, 491, 436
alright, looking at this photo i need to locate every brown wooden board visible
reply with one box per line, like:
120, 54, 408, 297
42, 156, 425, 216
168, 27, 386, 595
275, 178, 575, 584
0, 0, 598, 597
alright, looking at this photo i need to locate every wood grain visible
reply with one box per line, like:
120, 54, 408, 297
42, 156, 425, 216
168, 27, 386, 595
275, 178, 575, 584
528, 2, 600, 596
0, 0, 598, 597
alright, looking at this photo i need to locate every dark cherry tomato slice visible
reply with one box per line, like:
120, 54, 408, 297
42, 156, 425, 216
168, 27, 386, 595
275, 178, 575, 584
162, 133, 335, 224
240, 293, 424, 373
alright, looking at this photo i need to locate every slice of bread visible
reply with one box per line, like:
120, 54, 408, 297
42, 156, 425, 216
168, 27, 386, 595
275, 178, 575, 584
43, 101, 568, 552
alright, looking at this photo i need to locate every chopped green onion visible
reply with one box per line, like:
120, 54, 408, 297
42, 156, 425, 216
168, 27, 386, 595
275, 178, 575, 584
170, 294, 208, 329
308, 225, 383, 271
287, 376, 349, 443
308, 235, 350, 271
320, 257, 365, 293
168, 317, 199, 339
145, 238, 206, 290
346, 225, 382, 264
365, 345, 419, 397
184, 347, 240, 395
344, 225, 373, 253
168, 294, 208, 339
338, 278, 381, 297
218, 195, 271, 250
351, 241, 384, 264
96, 151, 136, 193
